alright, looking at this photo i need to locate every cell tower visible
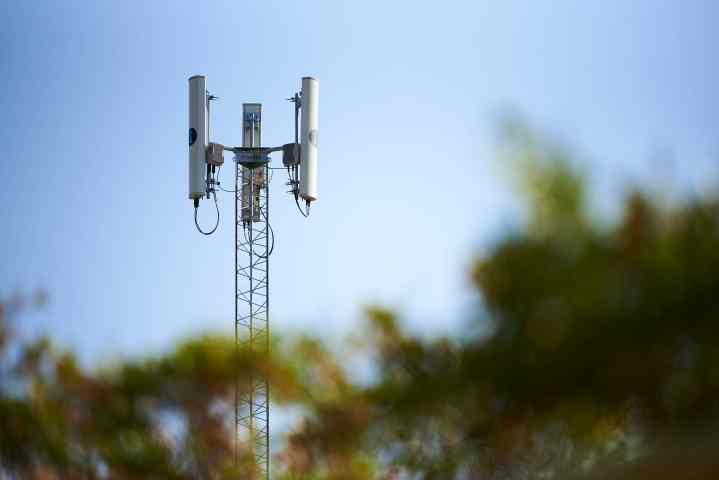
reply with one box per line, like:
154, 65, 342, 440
187, 75, 319, 479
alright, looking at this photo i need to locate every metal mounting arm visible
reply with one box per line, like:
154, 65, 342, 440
220, 145, 284, 169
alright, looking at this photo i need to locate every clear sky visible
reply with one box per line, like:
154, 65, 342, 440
1, 1, 717, 362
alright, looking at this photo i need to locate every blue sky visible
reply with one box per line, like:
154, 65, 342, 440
1, 0, 717, 362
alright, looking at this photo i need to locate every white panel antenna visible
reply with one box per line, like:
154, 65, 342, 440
299, 77, 319, 203
188, 75, 207, 202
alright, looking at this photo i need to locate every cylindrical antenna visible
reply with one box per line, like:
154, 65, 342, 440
299, 77, 318, 203
188, 75, 207, 201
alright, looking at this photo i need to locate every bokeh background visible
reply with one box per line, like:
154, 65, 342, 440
1, 1, 718, 479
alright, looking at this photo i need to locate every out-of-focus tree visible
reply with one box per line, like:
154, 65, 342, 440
2, 120, 718, 479
278, 120, 719, 479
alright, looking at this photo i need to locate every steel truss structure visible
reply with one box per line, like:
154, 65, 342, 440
234, 104, 270, 479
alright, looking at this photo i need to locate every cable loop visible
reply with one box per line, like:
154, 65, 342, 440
194, 191, 220, 235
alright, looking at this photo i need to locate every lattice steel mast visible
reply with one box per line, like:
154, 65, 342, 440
235, 104, 270, 478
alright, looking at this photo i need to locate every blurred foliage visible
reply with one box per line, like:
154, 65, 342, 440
2, 123, 719, 479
